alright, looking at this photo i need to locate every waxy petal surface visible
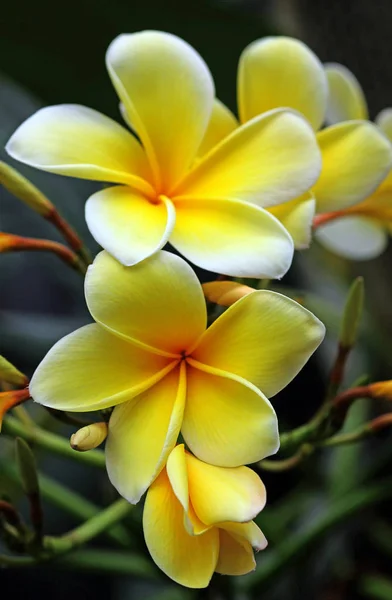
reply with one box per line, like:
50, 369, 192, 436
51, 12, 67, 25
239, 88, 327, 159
85, 186, 175, 266
314, 121, 392, 213
106, 31, 214, 191
376, 108, 392, 143
316, 216, 388, 260
30, 324, 171, 412
143, 468, 219, 588
6, 105, 153, 194
182, 362, 279, 466
193, 290, 325, 398
215, 530, 255, 576
186, 452, 266, 525
85, 251, 206, 357
268, 193, 316, 249
173, 110, 321, 208
238, 37, 328, 131
170, 198, 293, 279
325, 63, 368, 124
197, 99, 238, 157
106, 363, 185, 504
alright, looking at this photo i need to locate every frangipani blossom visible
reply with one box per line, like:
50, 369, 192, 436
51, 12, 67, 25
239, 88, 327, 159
143, 444, 268, 588
315, 63, 392, 259
5, 31, 323, 279
30, 250, 325, 504
198, 37, 392, 249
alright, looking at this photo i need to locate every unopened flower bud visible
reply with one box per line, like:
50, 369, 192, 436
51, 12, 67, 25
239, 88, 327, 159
70, 422, 108, 452
0, 356, 29, 388
202, 281, 254, 307
368, 380, 392, 400
340, 276, 364, 348
0, 161, 53, 216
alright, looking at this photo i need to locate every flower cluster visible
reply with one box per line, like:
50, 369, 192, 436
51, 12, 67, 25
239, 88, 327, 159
3, 31, 391, 588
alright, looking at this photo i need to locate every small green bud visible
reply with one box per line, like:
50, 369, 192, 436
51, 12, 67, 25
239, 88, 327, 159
0, 161, 53, 216
340, 276, 364, 348
0, 355, 28, 387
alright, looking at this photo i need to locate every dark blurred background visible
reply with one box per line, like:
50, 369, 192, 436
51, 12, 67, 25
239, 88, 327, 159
1, 1, 392, 599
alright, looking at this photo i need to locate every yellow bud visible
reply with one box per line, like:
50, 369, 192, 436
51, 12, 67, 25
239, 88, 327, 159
202, 281, 254, 307
340, 276, 364, 348
70, 422, 108, 452
0, 355, 28, 388
368, 380, 392, 400
0, 161, 53, 217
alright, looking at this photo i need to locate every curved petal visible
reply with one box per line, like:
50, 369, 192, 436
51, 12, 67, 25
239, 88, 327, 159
143, 468, 219, 588
215, 530, 255, 576
170, 198, 293, 279
173, 109, 321, 208
166, 444, 189, 512
202, 281, 254, 307
186, 452, 266, 525
85, 186, 175, 267
314, 121, 392, 213
106, 31, 214, 191
268, 193, 316, 249
376, 108, 392, 143
192, 289, 325, 398
6, 105, 153, 195
197, 99, 238, 158
106, 362, 185, 504
182, 361, 279, 467
238, 37, 328, 131
324, 63, 368, 125
220, 520, 268, 551
29, 324, 173, 412
315, 215, 388, 260
85, 250, 207, 357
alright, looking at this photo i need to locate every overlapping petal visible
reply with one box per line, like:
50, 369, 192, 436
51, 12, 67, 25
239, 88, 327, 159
314, 121, 392, 213
170, 197, 293, 279
182, 361, 279, 466
106, 31, 214, 191
29, 324, 172, 412
325, 63, 368, 125
315, 216, 388, 260
143, 468, 219, 588
268, 193, 316, 249
197, 99, 238, 157
173, 109, 321, 208
376, 108, 392, 142
186, 452, 266, 525
215, 530, 255, 576
6, 105, 153, 195
85, 251, 206, 357
106, 363, 184, 504
238, 37, 328, 131
221, 520, 268, 551
85, 186, 175, 266
192, 290, 325, 398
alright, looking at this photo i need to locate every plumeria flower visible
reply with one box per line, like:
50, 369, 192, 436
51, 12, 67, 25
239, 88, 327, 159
198, 37, 392, 250
30, 250, 325, 504
5, 31, 322, 279
144, 444, 268, 588
314, 63, 392, 259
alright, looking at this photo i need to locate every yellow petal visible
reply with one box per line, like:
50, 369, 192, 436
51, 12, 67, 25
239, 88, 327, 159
182, 362, 279, 466
202, 281, 254, 307
220, 520, 268, 551
268, 193, 316, 249
376, 108, 392, 143
314, 121, 392, 213
6, 105, 153, 196
315, 216, 388, 260
30, 324, 173, 412
192, 290, 325, 398
186, 452, 266, 525
106, 363, 185, 504
238, 37, 328, 131
173, 109, 321, 208
85, 186, 175, 266
325, 63, 368, 124
85, 250, 206, 357
215, 529, 255, 576
197, 99, 238, 157
106, 31, 214, 191
170, 197, 293, 279
166, 443, 189, 512
143, 468, 219, 588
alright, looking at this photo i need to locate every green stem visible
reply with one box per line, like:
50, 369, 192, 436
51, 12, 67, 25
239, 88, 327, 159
239, 477, 392, 591
45, 498, 132, 554
2, 416, 105, 468
0, 461, 131, 547
259, 445, 313, 471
